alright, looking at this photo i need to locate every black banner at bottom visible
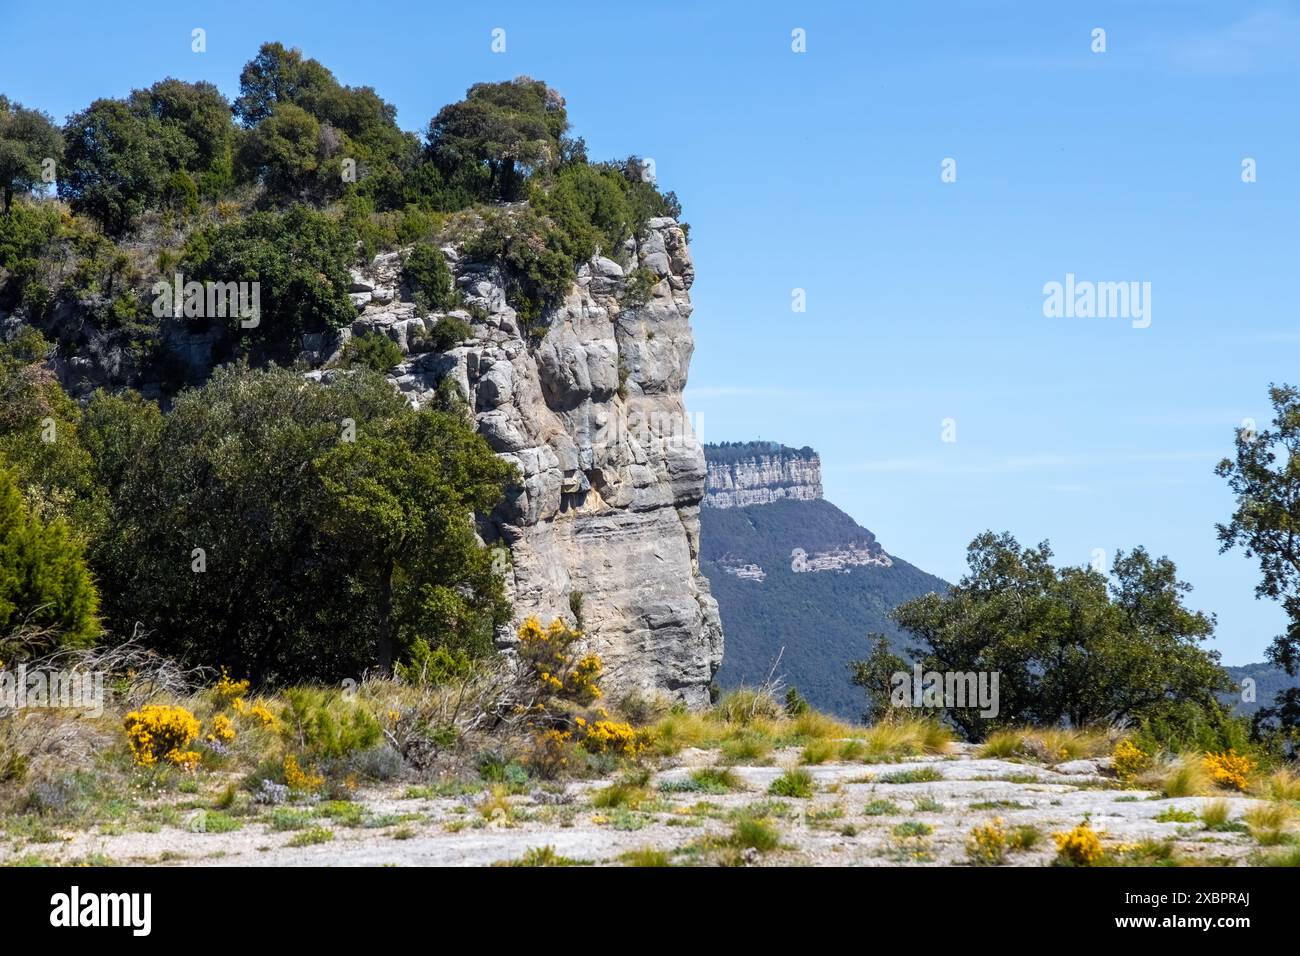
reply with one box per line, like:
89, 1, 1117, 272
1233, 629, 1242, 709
0, 864, 1278, 941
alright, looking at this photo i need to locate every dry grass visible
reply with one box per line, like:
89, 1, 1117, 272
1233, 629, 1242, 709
1138, 754, 1214, 798
1259, 769, 1300, 803
1200, 799, 1232, 829
978, 727, 1114, 764
1244, 802, 1292, 845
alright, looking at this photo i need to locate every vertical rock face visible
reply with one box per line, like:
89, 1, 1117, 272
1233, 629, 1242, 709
703, 444, 823, 509
356, 218, 723, 706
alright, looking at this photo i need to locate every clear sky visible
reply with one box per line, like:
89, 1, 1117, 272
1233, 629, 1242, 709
3, 0, 1297, 664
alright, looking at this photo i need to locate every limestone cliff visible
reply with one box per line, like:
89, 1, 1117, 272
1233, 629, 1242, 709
703, 442, 824, 509
337, 218, 723, 705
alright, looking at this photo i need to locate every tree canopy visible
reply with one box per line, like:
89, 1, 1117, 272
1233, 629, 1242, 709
851, 531, 1231, 740
0, 96, 61, 215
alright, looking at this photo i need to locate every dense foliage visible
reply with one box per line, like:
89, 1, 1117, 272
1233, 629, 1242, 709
89, 363, 514, 681
850, 532, 1234, 740
0, 462, 99, 651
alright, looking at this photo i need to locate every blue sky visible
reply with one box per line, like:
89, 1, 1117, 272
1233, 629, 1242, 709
3, 0, 1298, 664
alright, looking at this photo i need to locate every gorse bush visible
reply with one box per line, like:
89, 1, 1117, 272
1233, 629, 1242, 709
1203, 750, 1254, 791
516, 616, 602, 706
966, 818, 1007, 866
1053, 822, 1103, 866
123, 705, 201, 769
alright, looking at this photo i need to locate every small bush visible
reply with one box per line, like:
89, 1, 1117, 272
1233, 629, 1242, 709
1112, 739, 1151, 780
728, 817, 780, 853
1203, 750, 1255, 792
502, 845, 583, 867
1200, 800, 1232, 830
768, 769, 814, 799
1007, 824, 1042, 851
427, 315, 470, 351
281, 689, 382, 761
1053, 822, 1103, 866
1261, 769, 1300, 802
404, 243, 456, 311
621, 266, 658, 308
713, 688, 783, 725
720, 731, 774, 765
690, 767, 743, 793
879, 766, 943, 784
784, 688, 809, 717
287, 826, 334, 847
800, 740, 838, 765
340, 332, 404, 372
1244, 803, 1292, 846
1142, 754, 1212, 798
621, 848, 671, 867
579, 718, 648, 757
123, 705, 200, 769
863, 799, 901, 816
966, 817, 1007, 866
516, 616, 602, 706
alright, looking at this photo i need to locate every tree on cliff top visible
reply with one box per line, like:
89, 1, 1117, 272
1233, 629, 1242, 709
0, 97, 62, 216
426, 77, 568, 201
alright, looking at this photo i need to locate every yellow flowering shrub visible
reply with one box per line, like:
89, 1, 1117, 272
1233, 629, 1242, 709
1053, 823, 1103, 866
206, 714, 236, 744
580, 719, 650, 756
516, 616, 602, 705
123, 705, 201, 768
232, 697, 278, 728
965, 817, 1007, 866
215, 668, 250, 701
1112, 739, 1151, 780
283, 755, 324, 792
1203, 750, 1254, 791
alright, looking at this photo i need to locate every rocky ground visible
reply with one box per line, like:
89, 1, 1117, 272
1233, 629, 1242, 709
0, 744, 1276, 867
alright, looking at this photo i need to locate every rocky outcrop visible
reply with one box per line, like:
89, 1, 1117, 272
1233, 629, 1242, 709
703, 445, 823, 509
339, 218, 723, 706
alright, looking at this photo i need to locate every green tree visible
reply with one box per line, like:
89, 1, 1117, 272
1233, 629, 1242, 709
850, 531, 1230, 740
0, 329, 105, 535
95, 363, 513, 682
0, 96, 62, 215
183, 204, 356, 353
426, 78, 568, 200
237, 102, 339, 202
314, 411, 514, 671
233, 42, 338, 127
0, 461, 99, 651
58, 99, 169, 235
1216, 384, 1300, 745
127, 79, 234, 178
